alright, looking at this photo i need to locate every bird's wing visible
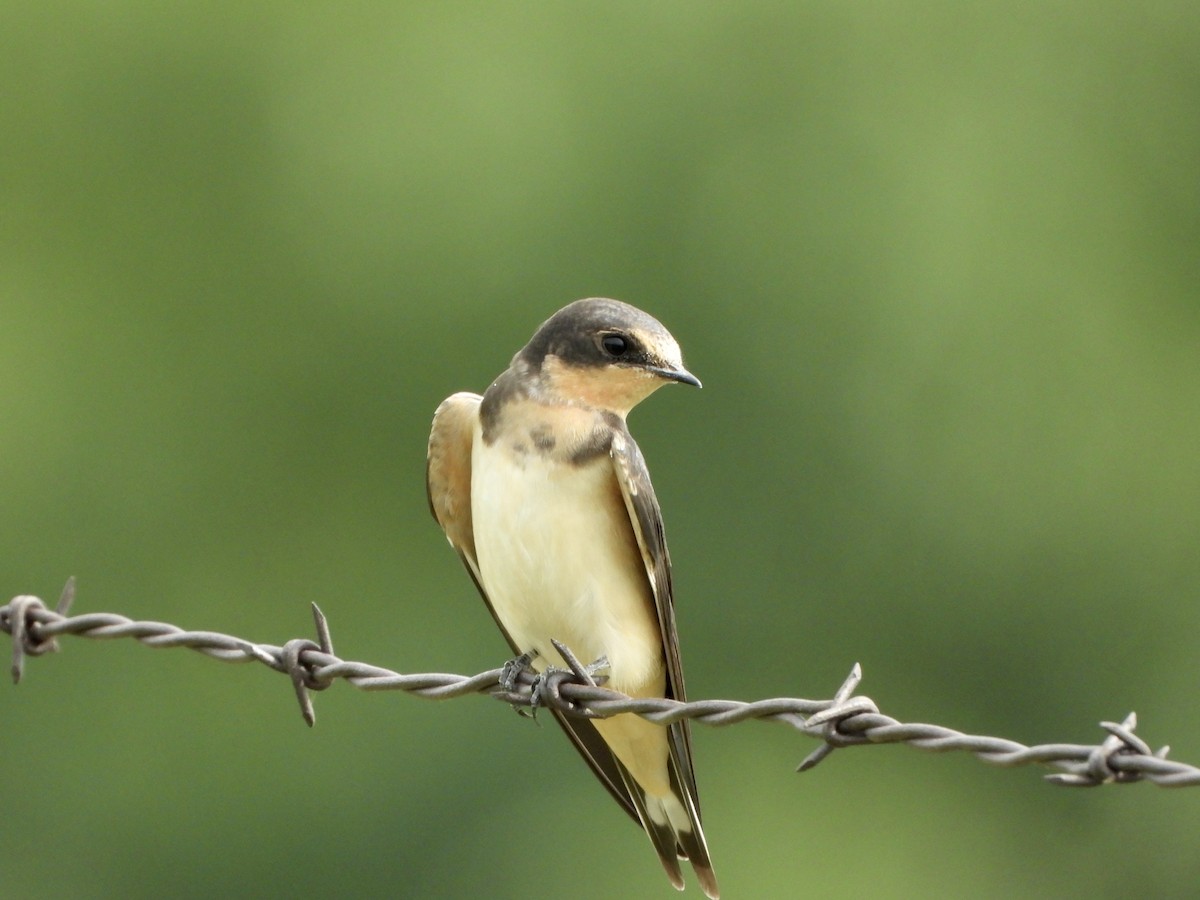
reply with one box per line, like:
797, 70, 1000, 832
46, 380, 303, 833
427, 393, 483, 579
610, 429, 695, 786
610, 428, 716, 897
426, 392, 641, 824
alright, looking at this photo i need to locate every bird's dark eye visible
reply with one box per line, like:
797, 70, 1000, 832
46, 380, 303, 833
600, 334, 629, 358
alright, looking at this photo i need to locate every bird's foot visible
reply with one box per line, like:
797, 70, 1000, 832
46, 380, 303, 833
527, 642, 611, 721
526, 665, 571, 721
549, 638, 609, 688
499, 650, 536, 694
500, 643, 611, 721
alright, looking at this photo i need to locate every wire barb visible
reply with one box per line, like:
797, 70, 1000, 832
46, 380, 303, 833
4, 577, 76, 684
4, 585, 1200, 789
796, 662, 876, 772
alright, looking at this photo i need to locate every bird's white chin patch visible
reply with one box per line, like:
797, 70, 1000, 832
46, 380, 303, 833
541, 354, 662, 415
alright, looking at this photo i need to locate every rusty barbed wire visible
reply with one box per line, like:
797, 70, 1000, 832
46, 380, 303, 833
4, 578, 1197, 788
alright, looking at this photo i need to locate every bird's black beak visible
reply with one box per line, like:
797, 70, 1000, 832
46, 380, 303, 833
650, 366, 702, 389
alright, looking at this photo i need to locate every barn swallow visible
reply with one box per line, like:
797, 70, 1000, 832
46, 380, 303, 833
427, 298, 717, 897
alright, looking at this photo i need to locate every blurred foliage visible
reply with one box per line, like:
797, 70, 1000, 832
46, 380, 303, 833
4, 3, 1200, 898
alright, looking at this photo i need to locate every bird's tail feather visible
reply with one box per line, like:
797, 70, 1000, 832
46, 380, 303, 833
620, 762, 719, 898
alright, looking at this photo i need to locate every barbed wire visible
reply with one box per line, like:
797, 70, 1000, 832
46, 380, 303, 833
4, 578, 1197, 788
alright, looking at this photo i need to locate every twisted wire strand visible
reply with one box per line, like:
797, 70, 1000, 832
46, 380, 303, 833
4, 580, 1196, 788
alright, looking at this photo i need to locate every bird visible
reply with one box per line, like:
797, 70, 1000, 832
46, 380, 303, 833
426, 297, 718, 897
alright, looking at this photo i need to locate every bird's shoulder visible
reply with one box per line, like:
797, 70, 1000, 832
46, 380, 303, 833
427, 391, 482, 555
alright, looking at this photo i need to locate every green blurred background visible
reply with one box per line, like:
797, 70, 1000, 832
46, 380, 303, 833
4, 3, 1200, 897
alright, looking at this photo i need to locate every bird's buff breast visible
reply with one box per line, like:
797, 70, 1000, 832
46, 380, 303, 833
470, 429, 664, 697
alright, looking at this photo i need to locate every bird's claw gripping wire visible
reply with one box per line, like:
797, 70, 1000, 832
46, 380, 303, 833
499, 640, 609, 721
499, 650, 536, 696
529, 640, 609, 720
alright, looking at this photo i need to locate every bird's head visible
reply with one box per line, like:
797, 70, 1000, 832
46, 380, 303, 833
516, 298, 700, 416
